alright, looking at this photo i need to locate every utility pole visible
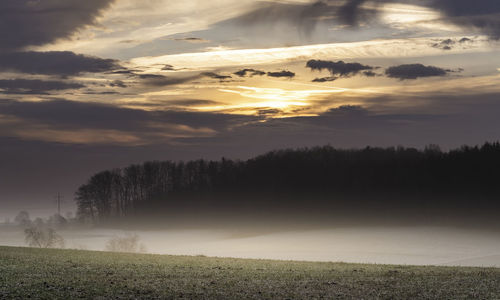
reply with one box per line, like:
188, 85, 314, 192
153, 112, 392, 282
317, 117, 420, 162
55, 193, 64, 216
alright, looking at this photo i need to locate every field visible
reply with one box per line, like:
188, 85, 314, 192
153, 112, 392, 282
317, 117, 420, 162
0, 246, 499, 299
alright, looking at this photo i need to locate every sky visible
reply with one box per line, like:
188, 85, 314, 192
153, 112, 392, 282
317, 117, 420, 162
1, 0, 500, 217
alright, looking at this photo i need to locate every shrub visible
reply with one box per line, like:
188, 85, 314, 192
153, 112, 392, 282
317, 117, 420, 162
24, 226, 65, 248
105, 234, 147, 253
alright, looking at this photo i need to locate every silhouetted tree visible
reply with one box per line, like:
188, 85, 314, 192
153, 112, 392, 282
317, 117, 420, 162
75, 142, 500, 223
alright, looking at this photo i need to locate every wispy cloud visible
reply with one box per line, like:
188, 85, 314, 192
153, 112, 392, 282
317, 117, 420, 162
130, 36, 492, 71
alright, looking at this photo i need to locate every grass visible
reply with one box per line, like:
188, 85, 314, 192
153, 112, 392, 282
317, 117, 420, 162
0, 246, 499, 299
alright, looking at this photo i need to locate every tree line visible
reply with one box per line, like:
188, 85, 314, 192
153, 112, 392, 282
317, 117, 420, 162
75, 143, 500, 224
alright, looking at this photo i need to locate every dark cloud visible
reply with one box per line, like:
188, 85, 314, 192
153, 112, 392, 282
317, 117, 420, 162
430, 0, 500, 38
0, 99, 257, 136
165, 99, 225, 107
119, 40, 138, 44
0, 79, 84, 94
0, 51, 121, 76
385, 64, 450, 80
267, 70, 296, 78
226, 1, 337, 37
162, 65, 176, 71
363, 70, 378, 77
229, 0, 500, 39
174, 37, 210, 43
82, 90, 120, 95
325, 0, 500, 38
138, 74, 200, 87
226, 0, 381, 37
431, 39, 455, 50
306, 59, 375, 78
348, 0, 500, 38
0, 0, 115, 51
430, 37, 475, 51
234, 69, 267, 77
335, 0, 379, 26
201, 72, 232, 80
109, 70, 139, 75
312, 77, 337, 82
0, 2, 120, 79
109, 80, 127, 88
257, 108, 283, 116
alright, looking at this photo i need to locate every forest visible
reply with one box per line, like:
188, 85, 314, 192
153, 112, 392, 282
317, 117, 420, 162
75, 143, 500, 224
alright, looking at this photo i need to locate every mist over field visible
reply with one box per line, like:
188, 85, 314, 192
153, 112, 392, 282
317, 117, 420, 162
1, 220, 499, 267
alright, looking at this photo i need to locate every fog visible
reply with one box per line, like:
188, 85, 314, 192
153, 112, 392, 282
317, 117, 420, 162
1, 225, 499, 267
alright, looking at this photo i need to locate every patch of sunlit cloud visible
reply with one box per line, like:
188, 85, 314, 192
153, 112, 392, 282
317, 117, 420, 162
0, 113, 218, 145
35, 0, 257, 56
379, 3, 460, 32
381, 4, 439, 24
197, 86, 348, 116
13, 127, 144, 146
142, 90, 190, 96
145, 122, 217, 137
219, 86, 342, 102
131, 36, 492, 72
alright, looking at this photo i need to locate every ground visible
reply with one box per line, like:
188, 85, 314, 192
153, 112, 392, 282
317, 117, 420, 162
0, 246, 499, 299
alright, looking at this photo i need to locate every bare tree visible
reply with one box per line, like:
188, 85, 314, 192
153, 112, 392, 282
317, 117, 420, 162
24, 226, 65, 248
105, 234, 147, 253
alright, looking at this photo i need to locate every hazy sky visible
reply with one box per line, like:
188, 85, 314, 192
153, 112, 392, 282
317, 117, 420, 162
1, 0, 500, 216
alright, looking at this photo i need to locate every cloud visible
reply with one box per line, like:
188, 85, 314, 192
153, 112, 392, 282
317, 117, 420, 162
341, 0, 500, 38
109, 80, 127, 88
0, 79, 84, 95
225, 1, 337, 37
0, 99, 259, 145
131, 36, 491, 72
430, 0, 500, 38
0, 0, 115, 51
328, 0, 500, 38
165, 99, 225, 107
174, 37, 210, 43
306, 59, 375, 78
312, 77, 337, 82
430, 37, 475, 51
267, 70, 296, 78
363, 70, 378, 77
0, 51, 121, 76
0, 98, 256, 133
201, 72, 232, 80
234, 69, 266, 77
431, 38, 455, 51
109, 70, 139, 75
226, 0, 500, 39
162, 65, 176, 71
138, 74, 200, 87
385, 64, 451, 80
224, 1, 378, 37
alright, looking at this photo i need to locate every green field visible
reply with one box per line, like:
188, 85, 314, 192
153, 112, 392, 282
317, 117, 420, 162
0, 246, 499, 299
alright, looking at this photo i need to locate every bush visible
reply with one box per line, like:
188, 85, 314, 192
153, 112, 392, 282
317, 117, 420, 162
24, 226, 65, 248
105, 234, 147, 253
